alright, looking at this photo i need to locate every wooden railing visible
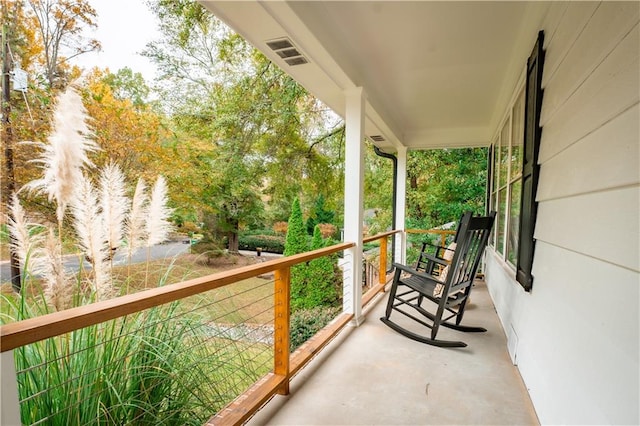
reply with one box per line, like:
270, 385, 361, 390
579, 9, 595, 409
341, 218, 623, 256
361, 230, 398, 305
406, 228, 456, 249
1, 230, 399, 426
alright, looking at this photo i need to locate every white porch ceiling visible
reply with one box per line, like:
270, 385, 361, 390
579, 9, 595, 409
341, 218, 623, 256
200, 1, 551, 152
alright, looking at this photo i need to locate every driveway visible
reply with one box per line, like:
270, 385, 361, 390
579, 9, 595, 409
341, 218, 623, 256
0, 241, 191, 284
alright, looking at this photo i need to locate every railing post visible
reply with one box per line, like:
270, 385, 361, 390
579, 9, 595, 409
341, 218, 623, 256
439, 231, 447, 250
274, 268, 290, 395
1, 351, 21, 425
378, 236, 387, 289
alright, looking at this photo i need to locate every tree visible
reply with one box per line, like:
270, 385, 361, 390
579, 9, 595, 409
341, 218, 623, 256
81, 69, 172, 185
364, 141, 394, 235
305, 225, 340, 307
204, 151, 264, 253
143, 0, 346, 240
1, 0, 53, 207
26, 0, 100, 88
100, 67, 150, 108
305, 194, 335, 235
2, 0, 100, 225
284, 197, 308, 311
407, 148, 487, 229
284, 199, 340, 310
284, 198, 307, 257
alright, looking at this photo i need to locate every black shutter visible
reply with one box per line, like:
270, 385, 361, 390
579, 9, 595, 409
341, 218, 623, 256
516, 30, 545, 292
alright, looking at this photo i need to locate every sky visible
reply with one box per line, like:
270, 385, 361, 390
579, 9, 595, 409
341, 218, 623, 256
72, 0, 161, 80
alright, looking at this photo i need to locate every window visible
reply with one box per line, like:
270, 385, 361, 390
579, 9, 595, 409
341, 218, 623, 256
489, 89, 524, 264
488, 31, 544, 292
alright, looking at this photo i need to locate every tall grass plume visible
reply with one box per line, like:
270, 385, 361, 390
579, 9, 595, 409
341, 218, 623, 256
70, 173, 112, 299
126, 177, 149, 258
146, 175, 173, 247
99, 162, 128, 255
6, 193, 44, 281
41, 229, 73, 311
22, 87, 99, 224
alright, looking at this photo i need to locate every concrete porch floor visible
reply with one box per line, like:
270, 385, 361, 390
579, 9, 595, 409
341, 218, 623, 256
247, 281, 539, 425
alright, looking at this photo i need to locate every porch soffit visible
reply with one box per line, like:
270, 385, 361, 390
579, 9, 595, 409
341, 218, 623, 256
199, 1, 550, 153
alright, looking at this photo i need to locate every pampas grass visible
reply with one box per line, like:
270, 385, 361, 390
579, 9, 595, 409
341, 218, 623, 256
143, 176, 173, 286
70, 173, 112, 299
14, 83, 175, 302
126, 177, 149, 259
146, 175, 173, 247
99, 162, 128, 255
1, 289, 270, 425
7, 194, 73, 310
41, 229, 73, 311
6, 193, 44, 280
23, 87, 99, 224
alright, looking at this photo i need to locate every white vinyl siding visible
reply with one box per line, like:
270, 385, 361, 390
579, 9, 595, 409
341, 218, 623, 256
485, 2, 639, 425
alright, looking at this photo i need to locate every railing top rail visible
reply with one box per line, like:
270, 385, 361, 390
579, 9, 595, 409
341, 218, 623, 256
0, 241, 355, 352
406, 229, 456, 235
362, 230, 400, 244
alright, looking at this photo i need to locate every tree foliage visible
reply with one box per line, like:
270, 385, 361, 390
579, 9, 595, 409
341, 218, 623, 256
407, 148, 487, 229
364, 146, 487, 235
1, 1, 54, 216
283, 198, 307, 257
142, 0, 345, 251
284, 199, 339, 311
364, 141, 395, 235
305, 225, 340, 307
81, 69, 173, 185
26, 0, 101, 88
2, 0, 101, 226
305, 194, 336, 236
284, 197, 308, 311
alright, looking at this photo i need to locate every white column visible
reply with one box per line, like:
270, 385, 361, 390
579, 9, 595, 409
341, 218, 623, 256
1, 351, 21, 426
395, 146, 407, 265
342, 87, 365, 326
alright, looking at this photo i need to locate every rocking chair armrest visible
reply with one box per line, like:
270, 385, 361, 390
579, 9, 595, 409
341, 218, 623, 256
392, 262, 445, 284
420, 241, 444, 251
421, 241, 455, 256
419, 253, 449, 266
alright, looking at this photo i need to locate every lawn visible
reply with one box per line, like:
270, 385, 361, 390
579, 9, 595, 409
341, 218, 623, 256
1, 252, 274, 325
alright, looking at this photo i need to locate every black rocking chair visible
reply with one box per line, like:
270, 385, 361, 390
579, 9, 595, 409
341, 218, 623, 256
381, 211, 496, 348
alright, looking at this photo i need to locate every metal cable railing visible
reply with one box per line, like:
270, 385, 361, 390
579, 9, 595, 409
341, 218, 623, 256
1, 233, 400, 426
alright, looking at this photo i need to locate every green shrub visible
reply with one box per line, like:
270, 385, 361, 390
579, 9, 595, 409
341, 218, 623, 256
290, 305, 341, 352
300, 226, 340, 309
241, 228, 278, 237
238, 234, 285, 253
285, 201, 340, 311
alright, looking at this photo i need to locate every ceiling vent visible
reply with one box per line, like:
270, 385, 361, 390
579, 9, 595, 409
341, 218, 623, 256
266, 37, 309, 67
369, 135, 385, 142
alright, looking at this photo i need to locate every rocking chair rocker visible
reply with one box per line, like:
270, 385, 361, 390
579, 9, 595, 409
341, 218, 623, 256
381, 211, 496, 348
